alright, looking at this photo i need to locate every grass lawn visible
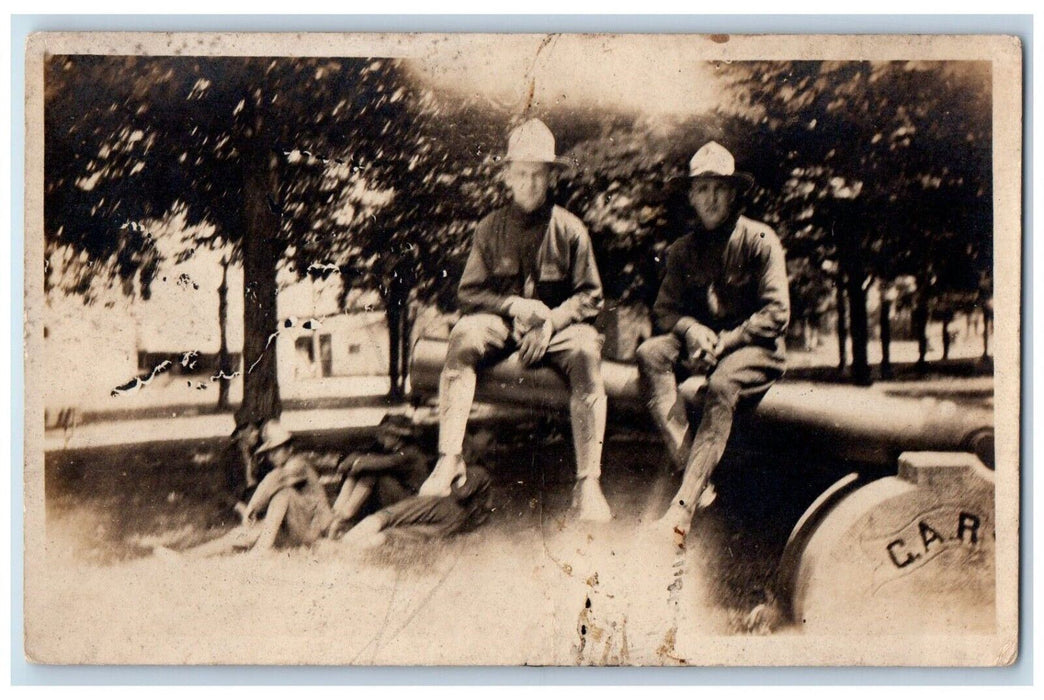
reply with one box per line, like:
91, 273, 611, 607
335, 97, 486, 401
37, 423, 856, 664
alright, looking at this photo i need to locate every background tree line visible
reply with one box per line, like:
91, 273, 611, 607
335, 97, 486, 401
44, 56, 993, 428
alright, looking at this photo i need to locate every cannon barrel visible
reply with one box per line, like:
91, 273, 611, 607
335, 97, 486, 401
410, 338, 994, 469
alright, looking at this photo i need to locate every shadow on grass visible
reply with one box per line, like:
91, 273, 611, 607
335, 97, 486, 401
73, 393, 398, 428
45, 424, 864, 616
783, 356, 994, 384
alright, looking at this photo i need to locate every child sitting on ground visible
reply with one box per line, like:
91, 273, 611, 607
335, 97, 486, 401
157, 419, 333, 558
327, 413, 431, 536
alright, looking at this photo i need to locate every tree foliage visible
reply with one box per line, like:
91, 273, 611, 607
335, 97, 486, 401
718, 60, 993, 378
45, 54, 994, 412
46, 55, 430, 417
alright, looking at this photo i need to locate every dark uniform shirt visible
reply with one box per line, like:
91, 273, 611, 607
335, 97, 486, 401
347, 444, 431, 494
653, 214, 790, 354
457, 202, 603, 331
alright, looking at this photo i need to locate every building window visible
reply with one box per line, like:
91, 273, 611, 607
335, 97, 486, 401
348, 344, 361, 354
320, 334, 333, 377
294, 336, 314, 362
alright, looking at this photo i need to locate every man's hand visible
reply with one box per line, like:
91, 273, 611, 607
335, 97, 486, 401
713, 327, 744, 360
506, 297, 552, 329
518, 320, 554, 367
687, 348, 718, 373
337, 452, 364, 475
683, 323, 719, 372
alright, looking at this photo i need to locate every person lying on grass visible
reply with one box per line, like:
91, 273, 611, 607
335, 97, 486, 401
155, 419, 333, 558
339, 465, 494, 550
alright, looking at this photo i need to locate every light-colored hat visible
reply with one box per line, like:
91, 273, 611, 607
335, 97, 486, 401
255, 419, 294, 455
505, 118, 568, 166
683, 141, 755, 188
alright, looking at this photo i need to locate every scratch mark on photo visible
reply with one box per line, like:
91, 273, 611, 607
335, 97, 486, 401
247, 331, 280, 374
180, 350, 200, 369
110, 360, 172, 397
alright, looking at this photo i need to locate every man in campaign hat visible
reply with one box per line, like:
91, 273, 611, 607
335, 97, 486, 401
637, 141, 790, 541
156, 420, 334, 558
418, 118, 612, 522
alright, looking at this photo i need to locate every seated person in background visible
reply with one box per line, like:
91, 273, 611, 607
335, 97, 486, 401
327, 413, 431, 536
340, 465, 494, 550
209, 422, 262, 521
231, 421, 264, 492
157, 420, 333, 558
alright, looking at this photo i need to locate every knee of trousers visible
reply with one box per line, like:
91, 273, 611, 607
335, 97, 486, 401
269, 488, 292, 508
446, 319, 491, 367
562, 341, 605, 397
636, 335, 677, 374
705, 372, 742, 408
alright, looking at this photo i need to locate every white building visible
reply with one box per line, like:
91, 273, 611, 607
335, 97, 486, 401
277, 310, 389, 384
43, 219, 393, 418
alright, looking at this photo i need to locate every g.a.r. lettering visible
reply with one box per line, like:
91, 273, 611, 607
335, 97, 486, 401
887, 539, 920, 568
957, 511, 981, 544
885, 511, 983, 569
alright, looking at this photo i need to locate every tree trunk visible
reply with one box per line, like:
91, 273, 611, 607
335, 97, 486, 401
216, 255, 232, 410
832, 204, 871, 386
835, 281, 848, 371
234, 145, 283, 427
913, 286, 930, 369
982, 305, 991, 360
386, 302, 404, 401
879, 289, 893, 380
941, 316, 952, 361
400, 302, 414, 393
845, 274, 872, 386
383, 275, 414, 401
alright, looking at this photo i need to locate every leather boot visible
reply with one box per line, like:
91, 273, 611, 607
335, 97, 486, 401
654, 439, 719, 541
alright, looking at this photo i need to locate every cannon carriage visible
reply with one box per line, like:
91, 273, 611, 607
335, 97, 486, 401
410, 338, 997, 631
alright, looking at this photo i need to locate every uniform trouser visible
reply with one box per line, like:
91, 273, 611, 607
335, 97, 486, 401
635, 334, 785, 510
440, 313, 606, 481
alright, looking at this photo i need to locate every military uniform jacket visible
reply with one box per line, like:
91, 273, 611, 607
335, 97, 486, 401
458, 204, 604, 331
653, 214, 790, 354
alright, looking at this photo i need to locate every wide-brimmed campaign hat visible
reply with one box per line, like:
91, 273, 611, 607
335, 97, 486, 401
679, 141, 755, 189
504, 118, 571, 166
377, 413, 417, 439
255, 419, 294, 455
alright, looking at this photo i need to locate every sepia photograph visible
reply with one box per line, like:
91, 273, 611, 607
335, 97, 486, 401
22, 31, 1022, 666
